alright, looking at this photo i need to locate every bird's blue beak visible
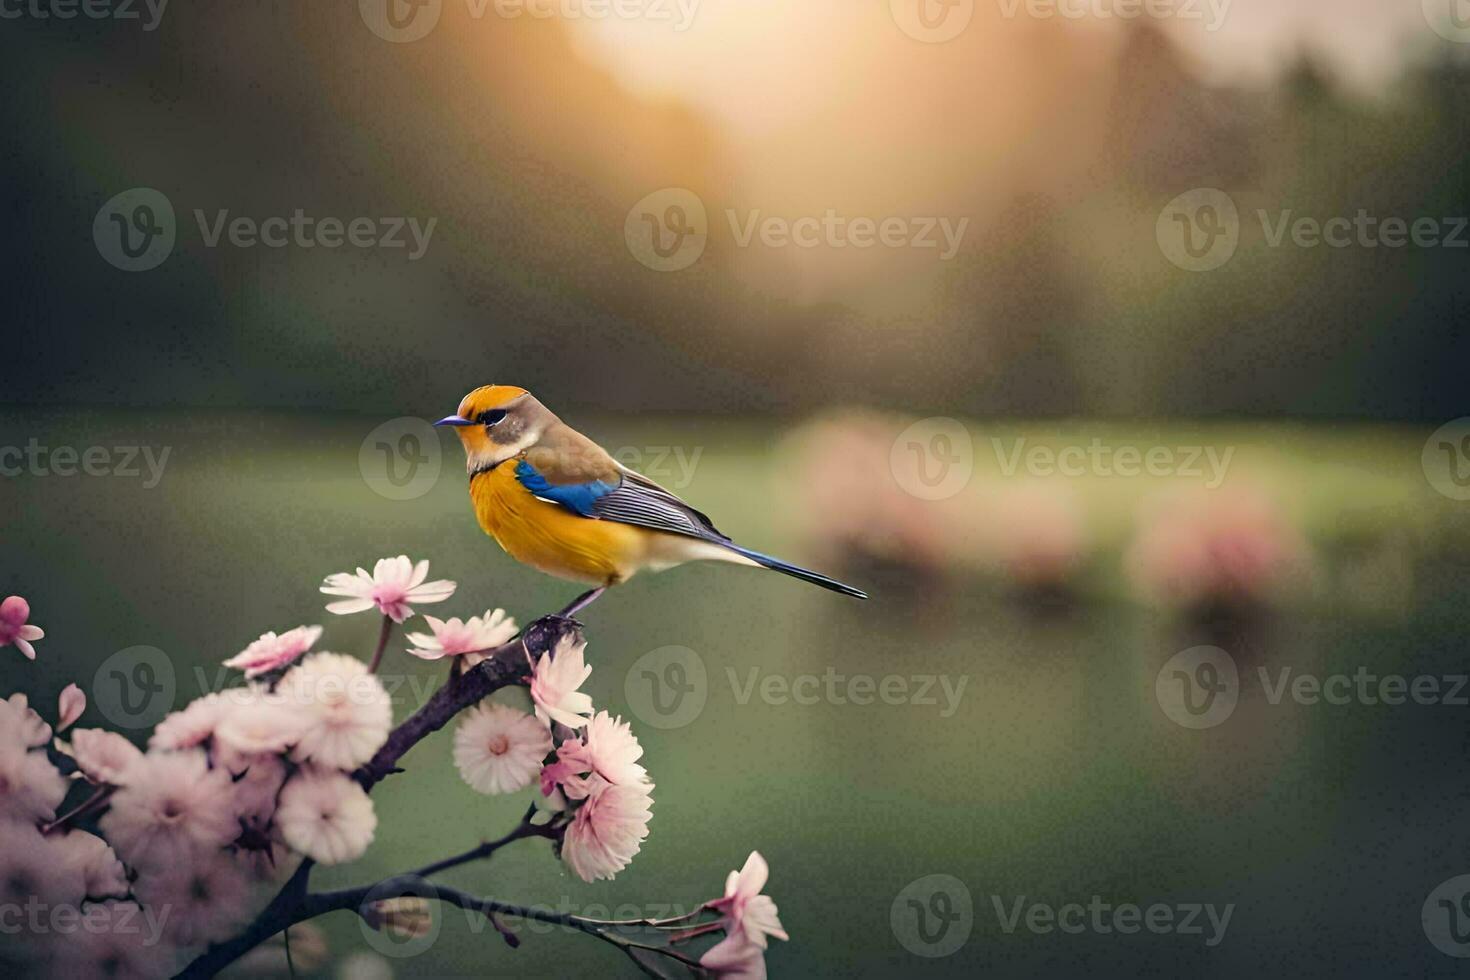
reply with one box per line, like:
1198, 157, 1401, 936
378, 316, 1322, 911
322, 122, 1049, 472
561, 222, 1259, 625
434, 415, 474, 428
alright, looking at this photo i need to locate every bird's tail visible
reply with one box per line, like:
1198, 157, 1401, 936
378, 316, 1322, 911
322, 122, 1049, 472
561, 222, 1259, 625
722, 544, 868, 599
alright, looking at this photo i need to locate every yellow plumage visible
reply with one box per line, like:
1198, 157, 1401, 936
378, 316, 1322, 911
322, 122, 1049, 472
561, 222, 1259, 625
470, 459, 647, 586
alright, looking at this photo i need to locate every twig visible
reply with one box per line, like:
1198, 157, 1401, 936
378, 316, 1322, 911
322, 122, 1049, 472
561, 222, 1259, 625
366, 615, 394, 674
307, 879, 707, 976
40, 784, 115, 835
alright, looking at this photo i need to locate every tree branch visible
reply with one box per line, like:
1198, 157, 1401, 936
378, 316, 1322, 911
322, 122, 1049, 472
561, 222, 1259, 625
302, 878, 708, 978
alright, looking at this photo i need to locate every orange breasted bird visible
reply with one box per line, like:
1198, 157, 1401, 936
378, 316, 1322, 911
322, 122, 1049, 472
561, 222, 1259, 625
436, 385, 867, 614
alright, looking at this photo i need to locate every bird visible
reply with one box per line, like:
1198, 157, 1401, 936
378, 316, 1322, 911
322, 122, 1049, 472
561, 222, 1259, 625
435, 385, 867, 615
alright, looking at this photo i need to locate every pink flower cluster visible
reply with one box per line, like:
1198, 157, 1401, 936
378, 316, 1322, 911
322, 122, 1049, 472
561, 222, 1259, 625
3, 557, 791, 976
0, 564, 409, 976
448, 633, 657, 884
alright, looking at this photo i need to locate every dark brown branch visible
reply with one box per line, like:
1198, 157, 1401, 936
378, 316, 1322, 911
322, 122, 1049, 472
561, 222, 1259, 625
356, 614, 579, 789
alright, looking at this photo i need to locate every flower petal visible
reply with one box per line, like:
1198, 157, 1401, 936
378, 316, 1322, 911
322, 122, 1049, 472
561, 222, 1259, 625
326, 598, 377, 615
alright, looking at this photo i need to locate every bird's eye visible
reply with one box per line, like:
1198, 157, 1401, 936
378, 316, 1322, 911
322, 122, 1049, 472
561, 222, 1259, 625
477, 409, 507, 427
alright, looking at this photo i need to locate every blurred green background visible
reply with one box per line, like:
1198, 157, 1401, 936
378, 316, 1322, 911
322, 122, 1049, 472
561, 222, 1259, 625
6, 0, 1470, 976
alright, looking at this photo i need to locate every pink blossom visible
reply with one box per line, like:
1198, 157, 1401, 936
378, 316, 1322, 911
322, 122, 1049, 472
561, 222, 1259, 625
52, 901, 180, 979
560, 775, 653, 882
70, 728, 145, 785
56, 830, 130, 900
556, 710, 648, 789
0, 692, 52, 747
0, 595, 44, 660
452, 702, 552, 795
0, 822, 87, 911
708, 851, 788, 948
212, 686, 312, 764
700, 932, 768, 979
56, 683, 86, 732
406, 608, 518, 667
150, 692, 230, 751
99, 749, 241, 871
280, 652, 392, 770
223, 625, 323, 678
133, 846, 257, 947
529, 636, 594, 730
276, 767, 377, 864
320, 555, 456, 623
0, 739, 68, 824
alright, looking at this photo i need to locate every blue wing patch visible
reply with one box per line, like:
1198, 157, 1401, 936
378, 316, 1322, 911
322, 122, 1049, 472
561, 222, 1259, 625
514, 459, 619, 517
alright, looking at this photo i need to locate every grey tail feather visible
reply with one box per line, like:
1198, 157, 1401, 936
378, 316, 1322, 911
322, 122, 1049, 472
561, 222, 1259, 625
724, 544, 868, 599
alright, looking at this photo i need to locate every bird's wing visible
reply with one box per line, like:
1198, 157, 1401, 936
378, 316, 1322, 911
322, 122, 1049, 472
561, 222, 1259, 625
514, 450, 729, 542
593, 467, 731, 542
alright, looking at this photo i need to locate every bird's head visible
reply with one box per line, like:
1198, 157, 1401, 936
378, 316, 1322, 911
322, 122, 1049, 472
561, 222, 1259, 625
436, 385, 556, 473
